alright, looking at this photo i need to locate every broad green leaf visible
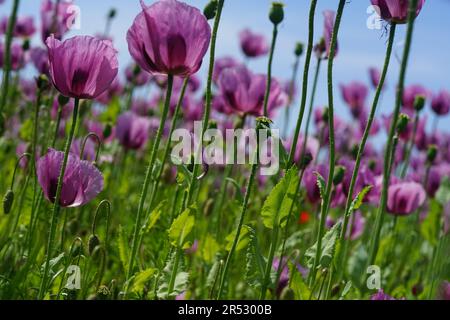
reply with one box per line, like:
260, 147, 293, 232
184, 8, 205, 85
132, 268, 157, 294
261, 167, 299, 229
206, 254, 223, 290
141, 201, 166, 234
420, 199, 441, 246
199, 234, 220, 264
168, 206, 196, 249
157, 251, 189, 299
225, 225, 250, 252
40, 253, 65, 277
117, 225, 129, 274
305, 222, 342, 269
347, 185, 372, 217
289, 265, 311, 300
245, 227, 267, 288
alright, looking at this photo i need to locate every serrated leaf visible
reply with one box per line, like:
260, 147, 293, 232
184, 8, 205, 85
132, 268, 157, 294
305, 222, 342, 269
117, 225, 129, 275
206, 255, 222, 290
141, 201, 166, 234
168, 206, 196, 249
315, 172, 326, 202
245, 227, 267, 288
261, 167, 299, 229
157, 251, 189, 299
347, 185, 372, 217
40, 253, 65, 277
339, 281, 353, 300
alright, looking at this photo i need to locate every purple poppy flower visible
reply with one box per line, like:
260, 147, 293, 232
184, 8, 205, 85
125, 63, 152, 87
29, 47, 49, 75
40, 0, 76, 42
340, 82, 368, 118
371, 0, 426, 24
387, 181, 426, 216
369, 67, 385, 90
70, 138, 96, 162
127, 0, 211, 77
37, 148, 104, 208
95, 77, 124, 105
437, 281, 450, 300
323, 10, 338, 58
239, 28, 269, 58
130, 98, 154, 117
0, 41, 26, 70
1, 16, 36, 38
402, 84, 429, 110
46, 35, 119, 99
431, 90, 450, 116
217, 65, 286, 117
213, 56, 241, 84
370, 289, 396, 300
116, 112, 152, 150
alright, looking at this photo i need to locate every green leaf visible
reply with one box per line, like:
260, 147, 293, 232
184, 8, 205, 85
157, 251, 189, 299
225, 177, 244, 204
339, 281, 353, 300
315, 172, 326, 202
436, 177, 450, 206
289, 265, 311, 300
245, 227, 267, 288
420, 199, 441, 246
141, 201, 166, 234
347, 185, 372, 217
168, 206, 196, 249
206, 255, 223, 290
117, 225, 129, 274
225, 225, 250, 252
132, 268, 157, 294
261, 167, 299, 229
40, 253, 65, 277
305, 222, 342, 269
199, 234, 220, 264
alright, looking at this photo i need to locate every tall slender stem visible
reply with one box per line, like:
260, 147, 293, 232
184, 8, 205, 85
126, 75, 174, 282
287, 0, 318, 165
400, 111, 419, 178
186, 0, 225, 207
0, 0, 21, 133
283, 54, 301, 138
309, 0, 346, 286
38, 98, 80, 299
263, 24, 278, 118
337, 24, 397, 277
368, 0, 420, 267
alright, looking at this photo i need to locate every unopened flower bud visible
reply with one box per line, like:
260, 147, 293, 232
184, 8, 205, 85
3, 189, 14, 214
333, 165, 346, 186
396, 113, 410, 134
88, 234, 100, 256
299, 152, 313, 169
103, 123, 112, 139
203, 0, 218, 20
269, 2, 285, 26
133, 64, 142, 77
295, 42, 304, 57
108, 8, 117, 19
22, 39, 31, 51
58, 94, 70, 106
414, 95, 426, 112
36, 74, 50, 91
427, 144, 438, 164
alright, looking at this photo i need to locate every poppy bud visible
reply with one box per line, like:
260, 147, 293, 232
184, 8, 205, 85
269, 2, 285, 26
3, 189, 14, 214
22, 39, 31, 51
36, 74, 50, 91
103, 122, 113, 139
108, 8, 117, 19
58, 94, 70, 106
322, 107, 329, 123
427, 144, 438, 164
204, 0, 218, 20
299, 152, 313, 169
414, 95, 426, 112
88, 234, 100, 256
294, 42, 304, 57
396, 113, 410, 134
333, 165, 346, 186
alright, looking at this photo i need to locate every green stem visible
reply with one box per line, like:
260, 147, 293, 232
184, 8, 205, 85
186, 0, 225, 207
337, 23, 397, 279
309, 0, 346, 286
167, 247, 182, 297
0, 0, 20, 133
283, 54, 301, 138
260, 225, 279, 300
368, 0, 420, 267
287, 0, 318, 165
400, 111, 419, 178
38, 98, 80, 300
126, 75, 174, 282
263, 24, 278, 118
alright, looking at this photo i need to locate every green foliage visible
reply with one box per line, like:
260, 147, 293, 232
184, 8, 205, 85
168, 206, 196, 249
305, 222, 342, 269
157, 251, 189, 299
245, 227, 266, 288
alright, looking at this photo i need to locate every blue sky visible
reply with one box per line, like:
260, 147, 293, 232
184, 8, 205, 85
2, 0, 450, 132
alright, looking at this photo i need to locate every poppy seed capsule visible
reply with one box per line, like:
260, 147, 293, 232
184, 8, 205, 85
103, 122, 113, 139
58, 94, 70, 106
333, 165, 346, 186
36, 74, 50, 91
414, 95, 426, 112
294, 42, 304, 57
396, 113, 410, 134
269, 2, 285, 26
427, 144, 438, 164
3, 189, 14, 214
108, 8, 117, 19
22, 39, 31, 51
204, 0, 218, 20
88, 234, 100, 255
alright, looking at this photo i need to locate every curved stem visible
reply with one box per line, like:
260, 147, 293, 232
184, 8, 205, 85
186, 0, 225, 207
287, 0, 318, 165
309, 0, 346, 286
38, 98, 80, 299
368, 0, 420, 267
126, 75, 174, 282
338, 24, 397, 277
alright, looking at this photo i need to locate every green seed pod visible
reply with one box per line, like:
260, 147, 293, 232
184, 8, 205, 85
36, 74, 50, 91
414, 95, 426, 112
58, 94, 70, 106
22, 39, 31, 51
103, 122, 113, 139
280, 287, 295, 300
88, 234, 101, 256
333, 165, 346, 186
3, 189, 14, 215
269, 2, 285, 26
133, 64, 142, 77
203, 0, 218, 20
396, 113, 410, 134
427, 144, 438, 164
108, 8, 117, 19
294, 42, 304, 57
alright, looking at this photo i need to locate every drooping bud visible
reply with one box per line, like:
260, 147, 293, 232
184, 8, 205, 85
203, 0, 218, 20
333, 165, 346, 186
269, 2, 285, 26
396, 113, 410, 134
294, 42, 304, 57
426, 144, 438, 164
3, 189, 14, 214
414, 95, 426, 112
88, 234, 100, 256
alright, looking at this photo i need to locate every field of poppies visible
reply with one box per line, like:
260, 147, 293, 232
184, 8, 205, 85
0, 0, 449, 301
